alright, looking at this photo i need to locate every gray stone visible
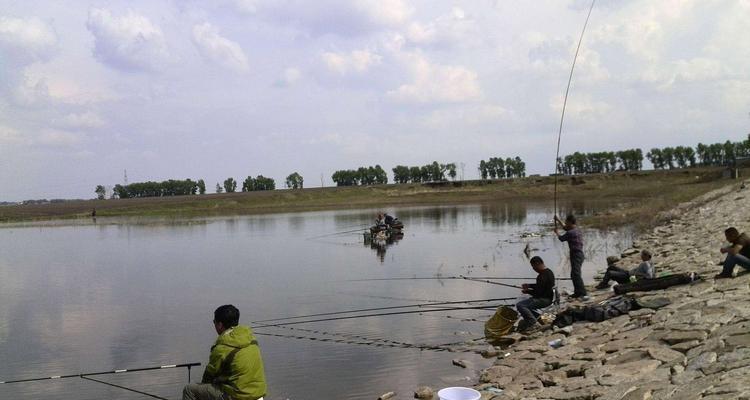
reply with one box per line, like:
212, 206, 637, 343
647, 346, 686, 366
686, 351, 717, 372
670, 369, 704, 385
670, 340, 701, 352
663, 330, 707, 345
604, 350, 649, 365
725, 333, 750, 348
414, 386, 434, 399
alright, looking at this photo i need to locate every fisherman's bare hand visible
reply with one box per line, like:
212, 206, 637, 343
521, 283, 529, 290
720, 247, 728, 254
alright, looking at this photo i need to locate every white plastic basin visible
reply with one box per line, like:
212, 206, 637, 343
437, 387, 481, 400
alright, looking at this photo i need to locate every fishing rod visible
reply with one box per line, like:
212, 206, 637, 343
554, 0, 596, 217
460, 276, 522, 289
347, 276, 572, 282
0, 362, 201, 385
251, 296, 516, 324
306, 226, 370, 240
254, 303, 509, 328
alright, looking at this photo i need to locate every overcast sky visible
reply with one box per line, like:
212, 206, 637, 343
1, 0, 749, 201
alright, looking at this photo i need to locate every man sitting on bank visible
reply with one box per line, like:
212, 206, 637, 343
715, 227, 750, 279
596, 250, 655, 289
183, 304, 267, 400
517, 256, 555, 333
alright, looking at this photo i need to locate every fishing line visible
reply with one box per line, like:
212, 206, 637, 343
80, 376, 168, 400
254, 303, 508, 328
554, 0, 596, 217
347, 276, 572, 282
0, 363, 200, 385
250, 297, 516, 324
306, 226, 370, 240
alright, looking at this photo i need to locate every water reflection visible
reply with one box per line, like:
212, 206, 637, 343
0, 201, 636, 400
364, 230, 405, 262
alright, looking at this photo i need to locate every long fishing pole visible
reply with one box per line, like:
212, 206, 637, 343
254, 303, 509, 328
306, 226, 370, 240
346, 276, 572, 282
251, 296, 516, 324
0, 362, 201, 385
554, 0, 596, 217
460, 276, 522, 289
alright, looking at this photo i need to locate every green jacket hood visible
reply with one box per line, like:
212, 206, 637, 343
216, 325, 256, 349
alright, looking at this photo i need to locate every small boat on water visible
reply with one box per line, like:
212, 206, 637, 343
369, 220, 404, 234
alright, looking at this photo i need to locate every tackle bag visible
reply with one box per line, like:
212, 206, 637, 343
613, 272, 700, 295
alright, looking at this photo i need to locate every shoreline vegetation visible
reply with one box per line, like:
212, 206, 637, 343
1, 167, 744, 229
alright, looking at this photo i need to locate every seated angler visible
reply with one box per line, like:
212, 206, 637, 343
715, 227, 750, 279
596, 250, 654, 289
517, 256, 555, 334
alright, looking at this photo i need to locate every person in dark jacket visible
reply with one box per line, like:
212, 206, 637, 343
596, 250, 655, 289
715, 227, 750, 279
183, 305, 266, 400
517, 256, 555, 333
554, 214, 588, 300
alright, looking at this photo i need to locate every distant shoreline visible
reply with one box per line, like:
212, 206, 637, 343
1, 167, 742, 230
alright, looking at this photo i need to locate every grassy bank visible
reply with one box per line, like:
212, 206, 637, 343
1, 167, 744, 229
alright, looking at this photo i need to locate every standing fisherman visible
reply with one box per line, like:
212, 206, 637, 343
554, 214, 588, 300
183, 305, 267, 400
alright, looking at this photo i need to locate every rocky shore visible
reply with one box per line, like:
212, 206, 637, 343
472, 179, 750, 400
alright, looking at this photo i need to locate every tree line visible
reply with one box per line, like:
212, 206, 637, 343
107, 179, 206, 199
478, 157, 526, 179
391, 162, 457, 184
557, 149, 643, 175
648, 137, 750, 169
331, 165, 388, 186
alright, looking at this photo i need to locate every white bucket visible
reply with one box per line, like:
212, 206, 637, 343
437, 387, 481, 400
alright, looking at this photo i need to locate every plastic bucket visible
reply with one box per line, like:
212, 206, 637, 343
437, 387, 481, 400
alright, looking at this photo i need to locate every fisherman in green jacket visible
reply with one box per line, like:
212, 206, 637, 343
183, 304, 267, 400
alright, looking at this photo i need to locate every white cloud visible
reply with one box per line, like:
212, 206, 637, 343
192, 22, 249, 73
388, 53, 481, 103
0, 126, 26, 145
421, 104, 512, 129
322, 49, 381, 75
0, 16, 57, 65
11, 76, 51, 106
86, 8, 170, 72
56, 111, 106, 129
37, 129, 81, 147
274, 67, 301, 87
228, 0, 413, 35
549, 94, 612, 123
641, 57, 725, 90
404, 7, 475, 48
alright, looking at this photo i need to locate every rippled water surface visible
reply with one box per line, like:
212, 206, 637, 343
0, 202, 634, 399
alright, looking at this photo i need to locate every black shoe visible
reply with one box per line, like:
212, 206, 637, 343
595, 283, 610, 290
714, 273, 733, 279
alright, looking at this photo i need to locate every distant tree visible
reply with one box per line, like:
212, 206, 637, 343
197, 179, 206, 194
223, 177, 237, 193
254, 175, 275, 190
446, 163, 457, 180
215, 183, 223, 193
392, 165, 410, 184
242, 176, 255, 192
479, 160, 488, 179
95, 185, 106, 200
285, 172, 304, 189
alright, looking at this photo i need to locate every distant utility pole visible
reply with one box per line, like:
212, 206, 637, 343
124, 169, 128, 185
320, 173, 324, 187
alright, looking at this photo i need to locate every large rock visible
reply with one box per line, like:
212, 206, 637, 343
662, 330, 708, 344
647, 346, 686, 366
414, 386, 433, 399
686, 351, 717, 372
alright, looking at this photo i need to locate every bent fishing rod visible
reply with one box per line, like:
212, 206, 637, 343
554, 0, 596, 217
251, 296, 517, 324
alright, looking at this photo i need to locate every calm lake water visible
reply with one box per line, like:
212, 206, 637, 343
0, 202, 634, 400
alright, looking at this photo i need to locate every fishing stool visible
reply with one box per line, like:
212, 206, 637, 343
531, 286, 561, 323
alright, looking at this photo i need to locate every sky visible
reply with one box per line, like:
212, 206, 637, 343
1, 0, 749, 201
